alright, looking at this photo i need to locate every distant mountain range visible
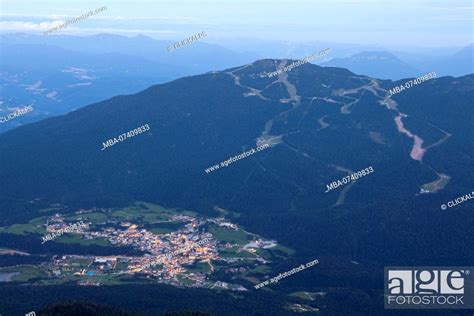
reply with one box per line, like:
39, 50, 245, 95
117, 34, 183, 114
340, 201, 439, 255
0, 33, 259, 133
1, 33, 259, 74
434, 43, 474, 76
323, 46, 474, 79
322, 51, 419, 80
1, 33, 471, 134
0, 43, 186, 133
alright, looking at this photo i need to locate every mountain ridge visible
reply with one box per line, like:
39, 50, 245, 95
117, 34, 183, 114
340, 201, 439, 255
0, 60, 472, 266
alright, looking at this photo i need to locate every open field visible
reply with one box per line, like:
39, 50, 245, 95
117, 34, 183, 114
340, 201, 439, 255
289, 291, 325, 300
209, 226, 250, 244
55, 234, 110, 246
0, 215, 49, 235
0, 265, 47, 283
421, 173, 451, 193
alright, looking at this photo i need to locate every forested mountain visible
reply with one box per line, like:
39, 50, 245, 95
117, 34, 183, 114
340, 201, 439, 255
0, 60, 472, 315
1, 60, 472, 261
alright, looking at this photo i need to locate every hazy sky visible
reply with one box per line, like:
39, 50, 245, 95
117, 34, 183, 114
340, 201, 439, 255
1, 0, 472, 47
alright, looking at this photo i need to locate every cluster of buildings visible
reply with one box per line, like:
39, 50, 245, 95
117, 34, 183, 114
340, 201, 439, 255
113, 217, 219, 278
43, 211, 279, 290
46, 213, 220, 286
45, 213, 89, 233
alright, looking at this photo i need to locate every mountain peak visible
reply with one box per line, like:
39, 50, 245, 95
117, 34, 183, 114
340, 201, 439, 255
322, 50, 417, 79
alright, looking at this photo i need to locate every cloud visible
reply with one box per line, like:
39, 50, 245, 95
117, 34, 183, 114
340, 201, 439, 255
0, 13, 199, 23
0, 20, 65, 31
93, 15, 198, 22
0, 17, 197, 37
0, 13, 70, 18
57, 27, 178, 35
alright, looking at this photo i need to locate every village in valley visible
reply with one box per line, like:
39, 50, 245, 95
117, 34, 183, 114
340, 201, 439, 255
0, 203, 291, 291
